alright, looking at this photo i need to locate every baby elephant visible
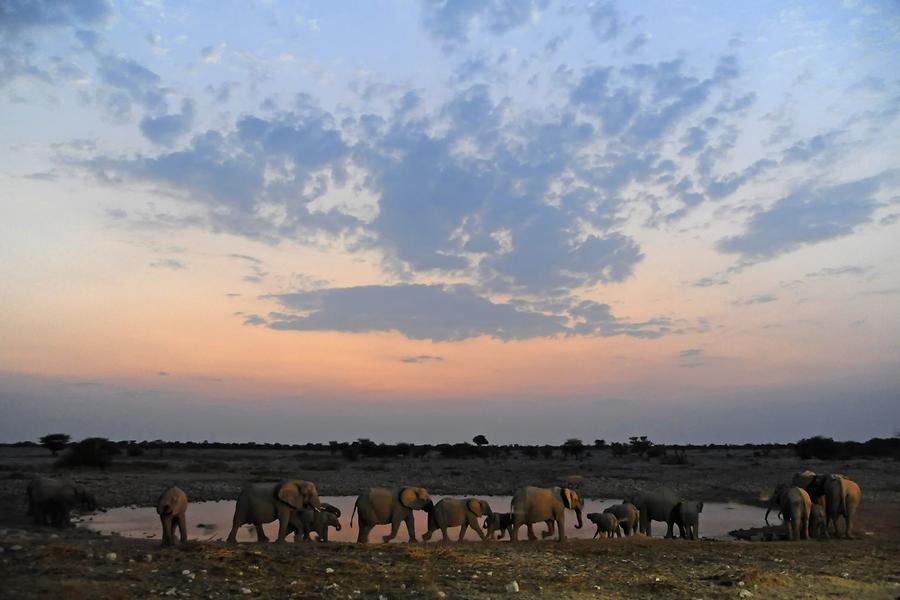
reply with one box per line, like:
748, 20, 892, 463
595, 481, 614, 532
676, 501, 703, 540
587, 512, 619, 539
483, 512, 516, 540
290, 503, 342, 542
809, 504, 827, 539
157, 486, 188, 546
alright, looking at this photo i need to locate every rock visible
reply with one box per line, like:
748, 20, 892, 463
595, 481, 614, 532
506, 581, 520, 593
240, 588, 252, 595
437, 592, 447, 599
325, 567, 335, 574
144, 554, 154, 562
739, 590, 753, 598
163, 588, 177, 596
10, 545, 23, 552
105, 552, 117, 561
182, 570, 191, 576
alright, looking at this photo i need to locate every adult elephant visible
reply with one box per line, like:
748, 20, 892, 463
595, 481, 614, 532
624, 487, 682, 538
766, 484, 811, 541
26, 477, 97, 528
226, 479, 321, 543
792, 470, 828, 505
422, 497, 494, 542
676, 500, 703, 540
510, 486, 583, 542
351, 486, 433, 543
157, 486, 188, 546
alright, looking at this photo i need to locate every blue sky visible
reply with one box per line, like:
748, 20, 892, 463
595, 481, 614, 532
0, 0, 898, 443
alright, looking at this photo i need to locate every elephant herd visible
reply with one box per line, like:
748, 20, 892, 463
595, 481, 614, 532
24, 469, 863, 546
765, 471, 863, 541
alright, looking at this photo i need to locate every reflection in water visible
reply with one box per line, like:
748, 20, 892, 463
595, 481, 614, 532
80, 496, 768, 543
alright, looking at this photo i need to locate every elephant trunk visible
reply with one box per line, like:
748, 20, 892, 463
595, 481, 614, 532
574, 507, 584, 529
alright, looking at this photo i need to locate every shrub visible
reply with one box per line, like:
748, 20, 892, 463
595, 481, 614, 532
39, 434, 70, 457
56, 437, 118, 469
561, 438, 586, 460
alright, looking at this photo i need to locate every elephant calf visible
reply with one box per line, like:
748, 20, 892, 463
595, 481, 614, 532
676, 501, 703, 540
587, 512, 618, 539
603, 503, 640, 537
809, 504, 827, 539
423, 498, 493, 542
157, 486, 188, 546
290, 503, 342, 542
483, 512, 516, 540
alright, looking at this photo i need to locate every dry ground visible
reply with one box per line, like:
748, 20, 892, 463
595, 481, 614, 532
1, 445, 899, 599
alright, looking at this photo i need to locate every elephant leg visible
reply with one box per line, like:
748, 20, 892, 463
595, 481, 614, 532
665, 519, 675, 539
467, 515, 486, 541
383, 518, 402, 543
542, 519, 555, 539
226, 521, 241, 544
526, 523, 538, 541
255, 523, 269, 543
556, 517, 566, 542
160, 515, 172, 546
592, 526, 600, 539
405, 513, 418, 543
275, 515, 290, 543
178, 513, 188, 544
458, 522, 468, 542
357, 524, 372, 544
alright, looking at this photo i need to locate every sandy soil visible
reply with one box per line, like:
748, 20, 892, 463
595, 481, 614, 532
1, 446, 898, 599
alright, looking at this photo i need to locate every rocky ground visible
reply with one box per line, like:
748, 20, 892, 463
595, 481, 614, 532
1, 445, 898, 599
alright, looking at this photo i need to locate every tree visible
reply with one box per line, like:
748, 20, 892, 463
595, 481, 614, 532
39, 434, 70, 457
472, 434, 489, 447
629, 436, 653, 458
593, 439, 607, 449
562, 438, 586, 460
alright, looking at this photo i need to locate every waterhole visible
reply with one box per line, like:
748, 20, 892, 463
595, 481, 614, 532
80, 496, 768, 542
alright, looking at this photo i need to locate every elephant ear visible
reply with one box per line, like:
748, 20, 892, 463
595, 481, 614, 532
276, 481, 304, 510
696, 502, 704, 513
467, 499, 485, 517
399, 487, 418, 510
561, 488, 576, 509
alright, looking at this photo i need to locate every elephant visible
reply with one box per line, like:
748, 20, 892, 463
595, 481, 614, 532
603, 503, 640, 537
226, 479, 321, 543
823, 474, 862, 538
289, 503, 342, 542
766, 484, 811, 541
422, 497, 494, 542
587, 512, 618, 539
676, 500, 703, 540
483, 512, 516, 540
510, 486, 584, 542
623, 487, 682, 538
809, 503, 827, 539
157, 486, 188, 546
350, 486, 433, 543
793, 471, 862, 538
562, 475, 584, 490
26, 477, 97, 528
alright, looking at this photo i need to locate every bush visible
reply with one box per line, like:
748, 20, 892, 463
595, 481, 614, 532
561, 438, 586, 460
39, 434, 70, 457
126, 444, 144, 457
56, 437, 118, 469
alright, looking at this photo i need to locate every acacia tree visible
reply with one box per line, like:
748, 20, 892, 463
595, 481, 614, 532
472, 434, 489, 447
39, 433, 70, 457
562, 438, 586, 460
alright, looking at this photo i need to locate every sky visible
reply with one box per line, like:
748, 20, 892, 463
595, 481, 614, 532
1, 0, 899, 445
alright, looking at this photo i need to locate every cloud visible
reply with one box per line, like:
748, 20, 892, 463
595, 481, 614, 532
0, 0, 111, 39
734, 293, 778, 306
679, 348, 702, 358
263, 283, 671, 342
95, 53, 168, 118
139, 99, 195, 145
150, 258, 185, 270
718, 172, 894, 260
418, 0, 548, 49
400, 355, 444, 364
586, 1, 623, 42
806, 265, 869, 278
200, 43, 225, 64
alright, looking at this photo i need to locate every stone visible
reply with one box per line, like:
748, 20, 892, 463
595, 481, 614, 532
505, 581, 520, 593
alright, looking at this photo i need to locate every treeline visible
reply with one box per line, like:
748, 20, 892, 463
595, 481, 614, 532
794, 436, 900, 460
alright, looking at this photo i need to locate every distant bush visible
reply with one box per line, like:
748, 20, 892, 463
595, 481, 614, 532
340, 444, 360, 462
39, 433, 70, 457
561, 439, 586, 460
794, 436, 900, 460
521, 446, 540, 459
660, 448, 690, 465
126, 444, 144, 457
646, 445, 666, 459
56, 437, 119, 469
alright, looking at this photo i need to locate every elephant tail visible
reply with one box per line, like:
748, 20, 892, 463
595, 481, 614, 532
350, 499, 358, 528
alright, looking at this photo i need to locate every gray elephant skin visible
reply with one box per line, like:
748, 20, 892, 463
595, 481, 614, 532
290, 503, 342, 541
587, 512, 618, 539
603, 503, 640, 536
624, 487, 683, 538
483, 512, 516, 540
767, 484, 811, 541
423, 497, 494, 542
351, 486, 433, 543
227, 479, 321, 543
157, 486, 188, 546
676, 500, 703, 540
510, 486, 584, 542
27, 477, 97, 528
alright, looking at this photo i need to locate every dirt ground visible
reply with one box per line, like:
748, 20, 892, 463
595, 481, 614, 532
1, 445, 899, 599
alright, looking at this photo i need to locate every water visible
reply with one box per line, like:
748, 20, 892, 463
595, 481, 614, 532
80, 496, 768, 543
